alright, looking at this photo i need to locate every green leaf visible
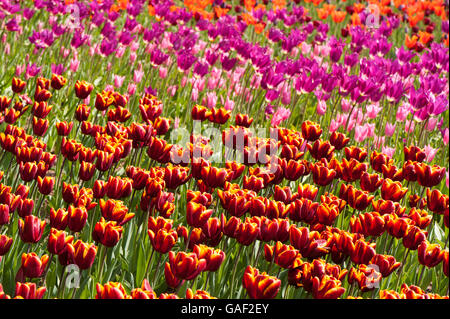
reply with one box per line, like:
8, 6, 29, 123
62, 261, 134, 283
434, 223, 444, 242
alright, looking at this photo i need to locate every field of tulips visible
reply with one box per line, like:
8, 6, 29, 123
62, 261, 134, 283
0, 0, 449, 301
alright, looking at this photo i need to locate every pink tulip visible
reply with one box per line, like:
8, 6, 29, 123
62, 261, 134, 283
130, 41, 139, 52
366, 123, 376, 138
159, 66, 168, 79
382, 146, 395, 158
446, 170, 449, 188
316, 100, 327, 116
129, 52, 137, 64
366, 103, 382, 119
194, 77, 205, 92
70, 58, 79, 72
127, 83, 136, 96
181, 76, 188, 88
271, 107, 291, 127
385, 123, 396, 137
15, 64, 25, 76
329, 119, 340, 132
114, 75, 125, 88
341, 99, 351, 113
133, 69, 144, 83
191, 87, 199, 101
374, 135, 385, 149
174, 117, 180, 129
426, 117, 438, 131
206, 92, 217, 108
396, 105, 410, 122
167, 85, 177, 97
423, 145, 438, 163
224, 98, 235, 111
405, 120, 415, 133
354, 125, 368, 143
442, 128, 449, 145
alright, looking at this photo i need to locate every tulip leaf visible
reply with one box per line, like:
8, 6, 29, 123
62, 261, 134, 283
433, 223, 444, 242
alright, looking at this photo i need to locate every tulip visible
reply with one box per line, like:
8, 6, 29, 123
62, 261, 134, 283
19, 161, 38, 182
242, 266, 281, 299
193, 244, 225, 272
74, 80, 94, 100
99, 199, 134, 226
301, 121, 322, 141
316, 202, 340, 226
37, 176, 54, 195
235, 221, 259, 246
386, 215, 413, 239
443, 251, 449, 277
67, 205, 88, 233
14, 282, 46, 299
312, 275, 346, 299
426, 189, 449, 214
20, 252, 49, 278
0, 204, 10, 226
12, 77, 26, 94
307, 139, 334, 161
96, 282, 129, 299
168, 251, 206, 281
49, 208, 69, 230
310, 164, 336, 187
147, 228, 178, 254
408, 208, 432, 229
235, 113, 254, 127
47, 228, 73, 255
360, 172, 383, 193
329, 131, 350, 150
18, 215, 46, 243
93, 218, 123, 247
344, 146, 368, 162
287, 198, 319, 225
289, 225, 330, 259
0, 234, 13, 256
55, 121, 73, 136
130, 280, 157, 299
73, 240, 97, 270
264, 241, 302, 269
186, 202, 213, 228
404, 146, 426, 162
414, 163, 446, 188
75, 104, 90, 122
350, 211, 385, 238
348, 265, 382, 292
370, 254, 401, 277
350, 239, 376, 265
418, 241, 445, 268
105, 176, 132, 200
381, 179, 408, 202
403, 226, 428, 250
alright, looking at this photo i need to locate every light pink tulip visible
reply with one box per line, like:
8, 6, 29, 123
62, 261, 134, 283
114, 75, 125, 88
385, 123, 396, 137
423, 145, 438, 163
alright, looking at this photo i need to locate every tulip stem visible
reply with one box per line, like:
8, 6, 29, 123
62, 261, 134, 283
36, 196, 45, 218
55, 157, 67, 200
97, 245, 107, 283
57, 266, 67, 299
40, 253, 54, 286
417, 264, 426, 287
229, 244, 243, 298
152, 252, 163, 288
185, 227, 192, 251
394, 248, 409, 291
144, 249, 155, 280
